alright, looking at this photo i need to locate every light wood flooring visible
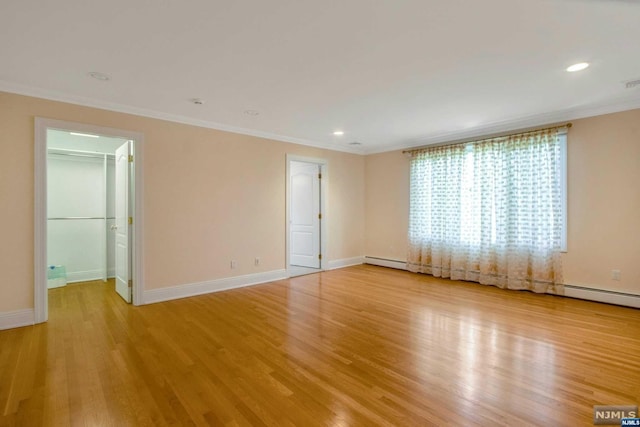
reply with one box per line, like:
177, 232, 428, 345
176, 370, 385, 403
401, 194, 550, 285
1, 265, 639, 426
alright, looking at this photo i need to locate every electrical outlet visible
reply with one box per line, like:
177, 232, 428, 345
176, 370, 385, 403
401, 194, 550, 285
611, 269, 621, 281
255, 257, 260, 266
231, 260, 237, 269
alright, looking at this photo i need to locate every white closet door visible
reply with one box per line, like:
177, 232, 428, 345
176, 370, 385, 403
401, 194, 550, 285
114, 142, 131, 303
289, 161, 321, 268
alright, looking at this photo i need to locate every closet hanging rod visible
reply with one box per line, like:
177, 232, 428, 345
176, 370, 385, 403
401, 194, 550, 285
48, 217, 116, 220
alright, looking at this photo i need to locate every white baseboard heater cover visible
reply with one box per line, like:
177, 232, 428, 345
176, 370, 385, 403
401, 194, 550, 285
365, 256, 640, 309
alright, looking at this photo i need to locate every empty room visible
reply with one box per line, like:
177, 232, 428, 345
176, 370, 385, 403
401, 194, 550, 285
1, 1, 639, 426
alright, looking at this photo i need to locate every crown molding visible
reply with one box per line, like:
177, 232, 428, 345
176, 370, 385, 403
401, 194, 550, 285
2, 80, 638, 157
0, 81, 361, 155
366, 94, 640, 154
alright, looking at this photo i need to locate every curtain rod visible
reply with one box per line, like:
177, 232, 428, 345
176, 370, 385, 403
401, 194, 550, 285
402, 122, 572, 154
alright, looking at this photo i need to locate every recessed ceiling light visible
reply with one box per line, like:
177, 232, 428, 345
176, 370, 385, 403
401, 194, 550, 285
244, 110, 260, 116
70, 132, 99, 138
333, 131, 344, 136
88, 71, 110, 81
566, 62, 589, 72
191, 98, 205, 105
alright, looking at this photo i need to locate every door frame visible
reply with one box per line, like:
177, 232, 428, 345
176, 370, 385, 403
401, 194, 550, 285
286, 154, 328, 275
34, 118, 145, 323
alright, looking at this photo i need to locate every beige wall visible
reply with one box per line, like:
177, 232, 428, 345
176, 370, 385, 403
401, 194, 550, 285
0, 92, 365, 312
2, 89, 637, 315
365, 150, 409, 262
365, 108, 640, 295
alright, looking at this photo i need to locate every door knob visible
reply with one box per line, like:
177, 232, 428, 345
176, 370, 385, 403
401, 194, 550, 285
110, 225, 118, 230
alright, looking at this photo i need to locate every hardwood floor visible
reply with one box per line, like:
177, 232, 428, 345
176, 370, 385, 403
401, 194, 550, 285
1, 266, 639, 426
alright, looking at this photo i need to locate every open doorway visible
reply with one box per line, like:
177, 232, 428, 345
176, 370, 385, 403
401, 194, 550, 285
34, 118, 145, 324
286, 155, 327, 277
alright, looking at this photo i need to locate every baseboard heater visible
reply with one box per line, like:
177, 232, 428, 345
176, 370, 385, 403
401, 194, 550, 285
364, 256, 640, 309
564, 284, 640, 309
364, 256, 408, 270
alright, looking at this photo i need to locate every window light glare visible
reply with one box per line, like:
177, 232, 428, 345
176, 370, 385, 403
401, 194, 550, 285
333, 131, 344, 136
566, 62, 589, 72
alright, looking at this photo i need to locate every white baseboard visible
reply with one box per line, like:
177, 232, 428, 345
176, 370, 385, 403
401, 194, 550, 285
143, 269, 288, 305
564, 284, 640, 309
66, 269, 103, 283
364, 256, 408, 270
327, 256, 364, 270
47, 277, 67, 289
0, 309, 35, 330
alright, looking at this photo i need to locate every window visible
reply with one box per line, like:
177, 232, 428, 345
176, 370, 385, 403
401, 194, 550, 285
407, 127, 566, 294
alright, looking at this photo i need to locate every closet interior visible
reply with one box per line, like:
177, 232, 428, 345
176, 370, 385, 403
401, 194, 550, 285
46, 130, 128, 288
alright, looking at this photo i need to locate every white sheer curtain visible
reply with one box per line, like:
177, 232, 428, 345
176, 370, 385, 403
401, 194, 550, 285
408, 128, 564, 294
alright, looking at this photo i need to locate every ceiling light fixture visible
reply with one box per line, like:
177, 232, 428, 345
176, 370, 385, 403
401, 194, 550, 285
70, 132, 99, 138
244, 110, 260, 116
566, 62, 589, 72
333, 131, 344, 136
88, 71, 110, 81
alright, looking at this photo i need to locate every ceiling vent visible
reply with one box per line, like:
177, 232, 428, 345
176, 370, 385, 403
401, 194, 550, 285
624, 79, 640, 89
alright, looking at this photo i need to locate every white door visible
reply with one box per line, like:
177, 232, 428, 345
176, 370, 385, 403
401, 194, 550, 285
290, 161, 321, 268
114, 141, 131, 302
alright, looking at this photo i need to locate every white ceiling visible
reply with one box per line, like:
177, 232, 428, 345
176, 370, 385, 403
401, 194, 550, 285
2, 0, 639, 154
47, 130, 127, 154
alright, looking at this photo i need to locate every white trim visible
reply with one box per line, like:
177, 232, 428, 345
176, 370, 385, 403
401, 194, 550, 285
34, 119, 48, 323
34, 118, 146, 325
369, 95, 640, 155
564, 284, 640, 309
0, 82, 359, 154
286, 155, 329, 275
0, 309, 35, 330
3, 81, 640, 156
327, 257, 365, 270
65, 270, 105, 283
288, 266, 321, 277
143, 269, 288, 305
47, 278, 67, 289
364, 256, 408, 270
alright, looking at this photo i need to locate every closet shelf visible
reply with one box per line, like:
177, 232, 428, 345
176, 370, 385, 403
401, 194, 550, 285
48, 217, 116, 220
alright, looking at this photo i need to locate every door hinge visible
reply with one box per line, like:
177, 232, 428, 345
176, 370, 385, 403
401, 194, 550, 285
128, 216, 133, 225
128, 155, 134, 163
128, 279, 132, 288
318, 213, 322, 219
318, 254, 322, 260
318, 173, 322, 179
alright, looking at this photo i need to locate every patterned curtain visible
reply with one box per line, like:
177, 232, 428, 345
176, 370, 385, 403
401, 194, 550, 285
407, 128, 564, 294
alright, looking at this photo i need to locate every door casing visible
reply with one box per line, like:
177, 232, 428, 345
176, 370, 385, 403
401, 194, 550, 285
34, 118, 145, 323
